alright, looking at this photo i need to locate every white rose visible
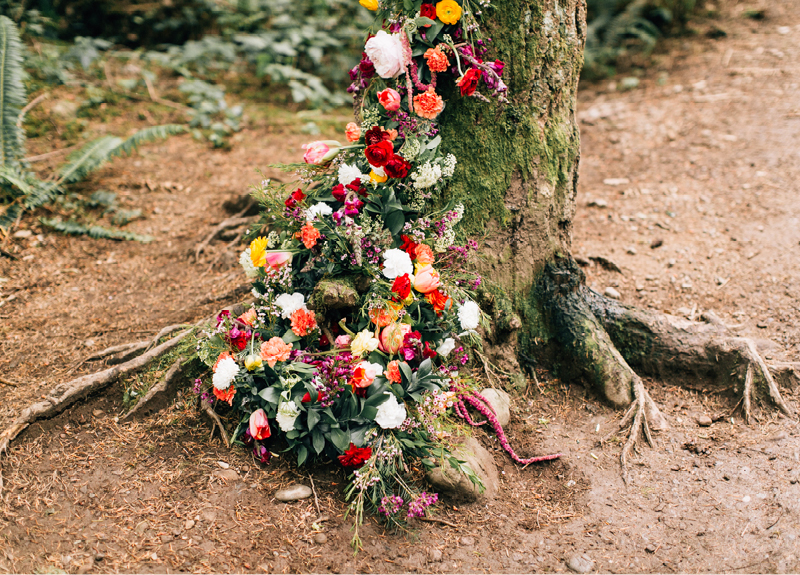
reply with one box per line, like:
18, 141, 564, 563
212, 357, 239, 390
458, 300, 481, 331
306, 202, 333, 220
374, 393, 407, 429
276, 400, 300, 432
338, 163, 365, 185
364, 31, 409, 79
239, 248, 259, 278
382, 248, 413, 279
436, 337, 456, 357
351, 330, 380, 357
274, 292, 307, 319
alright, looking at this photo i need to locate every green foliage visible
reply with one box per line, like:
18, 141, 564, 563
39, 217, 153, 242
0, 15, 26, 170
178, 80, 243, 147
584, 0, 697, 80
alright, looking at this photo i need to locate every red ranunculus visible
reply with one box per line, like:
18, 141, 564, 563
399, 234, 418, 259
425, 289, 450, 315
420, 2, 436, 23
332, 184, 347, 202
364, 126, 392, 146
338, 443, 372, 468
346, 179, 369, 198
285, 188, 306, 208
385, 155, 411, 179
457, 68, 483, 97
422, 341, 438, 359
391, 273, 412, 300
302, 390, 324, 403
364, 140, 394, 167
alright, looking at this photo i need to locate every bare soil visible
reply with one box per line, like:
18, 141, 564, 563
2, 1, 800, 573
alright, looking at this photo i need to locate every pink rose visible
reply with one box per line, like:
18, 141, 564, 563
265, 251, 292, 270
302, 140, 341, 165
249, 409, 271, 441
379, 322, 412, 354
413, 265, 441, 294
378, 88, 402, 112
335, 334, 352, 348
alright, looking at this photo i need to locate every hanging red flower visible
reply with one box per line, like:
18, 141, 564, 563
338, 443, 372, 468
457, 68, 483, 97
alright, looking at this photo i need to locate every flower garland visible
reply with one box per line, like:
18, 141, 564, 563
197, 0, 560, 550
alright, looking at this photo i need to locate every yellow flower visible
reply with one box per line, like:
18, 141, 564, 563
359, 0, 379, 10
369, 169, 388, 183
351, 330, 380, 357
436, 0, 462, 24
245, 355, 263, 371
250, 236, 269, 268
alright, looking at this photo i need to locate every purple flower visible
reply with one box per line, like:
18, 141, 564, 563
407, 492, 438, 518
378, 495, 404, 516
254, 443, 271, 465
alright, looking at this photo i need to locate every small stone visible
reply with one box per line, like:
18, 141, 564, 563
626, 246, 637, 255
134, 521, 149, 535
460, 536, 475, 546
604, 287, 621, 300
566, 553, 594, 574
275, 484, 313, 502
667, 258, 677, 267
695, 414, 712, 427
587, 199, 608, 208
313, 533, 327, 544
619, 77, 640, 91
13, 230, 32, 238
645, 544, 657, 553
479, 388, 511, 427
84, 339, 95, 348
778, 26, 791, 34
603, 178, 630, 186
200, 509, 217, 522
425, 437, 499, 501
92, 409, 104, 417
428, 548, 443, 562
217, 461, 230, 469
212, 469, 240, 482
742, 495, 751, 503
184, 519, 195, 530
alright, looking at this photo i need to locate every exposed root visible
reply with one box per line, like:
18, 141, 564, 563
618, 375, 656, 483
145, 324, 187, 352
192, 216, 255, 262
124, 357, 186, 421
202, 402, 230, 448
84, 341, 150, 362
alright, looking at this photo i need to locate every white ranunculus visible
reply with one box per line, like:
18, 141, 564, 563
351, 330, 380, 357
212, 357, 239, 390
239, 248, 259, 278
274, 292, 307, 319
458, 300, 481, 331
436, 337, 456, 357
364, 30, 409, 79
374, 393, 407, 429
338, 163, 365, 185
306, 202, 333, 220
382, 248, 413, 279
276, 400, 300, 432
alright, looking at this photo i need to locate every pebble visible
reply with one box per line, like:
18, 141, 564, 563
13, 230, 32, 238
460, 536, 475, 546
603, 178, 630, 186
695, 414, 712, 427
134, 521, 149, 535
743, 495, 751, 503
566, 553, 594, 574
313, 533, 327, 544
604, 287, 621, 300
645, 544, 657, 553
92, 409, 104, 417
428, 548, 443, 562
587, 199, 608, 208
275, 484, 312, 502
212, 469, 240, 482
184, 519, 195, 530
626, 246, 637, 255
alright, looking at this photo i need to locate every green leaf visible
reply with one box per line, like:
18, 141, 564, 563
417, 358, 432, 380
399, 361, 413, 384
330, 427, 350, 452
385, 210, 405, 235
426, 135, 442, 149
361, 406, 378, 421
415, 17, 436, 27
258, 387, 280, 404
296, 444, 308, 466
282, 328, 301, 344
311, 429, 325, 454
363, 391, 391, 409
307, 408, 320, 430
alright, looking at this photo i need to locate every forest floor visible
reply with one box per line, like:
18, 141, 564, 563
2, 0, 800, 573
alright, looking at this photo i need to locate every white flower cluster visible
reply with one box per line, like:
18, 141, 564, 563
382, 248, 413, 279
212, 357, 239, 390
434, 203, 465, 252
361, 107, 382, 132
401, 138, 421, 159
458, 300, 481, 331
441, 154, 457, 178
411, 162, 442, 189
338, 163, 366, 186
239, 248, 259, 278
274, 292, 307, 319
276, 400, 300, 432
375, 393, 407, 429
267, 231, 280, 248
306, 202, 333, 220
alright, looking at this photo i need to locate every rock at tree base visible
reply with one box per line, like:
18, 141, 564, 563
275, 484, 312, 502
566, 553, 594, 573
480, 388, 511, 427
425, 437, 499, 501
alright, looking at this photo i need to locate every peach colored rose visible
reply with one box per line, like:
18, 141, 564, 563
413, 88, 444, 120
424, 47, 449, 73
413, 265, 441, 294
345, 122, 361, 142
380, 322, 412, 354
260, 337, 293, 367
415, 244, 435, 264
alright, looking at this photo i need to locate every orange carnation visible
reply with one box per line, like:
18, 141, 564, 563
384, 360, 402, 384
426, 289, 450, 315
213, 385, 236, 406
290, 308, 317, 337
238, 308, 257, 326
424, 47, 449, 73
413, 88, 444, 120
260, 337, 293, 367
298, 222, 321, 249
415, 244, 435, 264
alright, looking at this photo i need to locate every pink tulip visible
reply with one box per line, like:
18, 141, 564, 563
413, 265, 441, 294
249, 409, 271, 441
302, 140, 341, 165
378, 88, 402, 112
380, 322, 412, 354
265, 251, 292, 270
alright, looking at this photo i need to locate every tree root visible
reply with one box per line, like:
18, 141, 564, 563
202, 402, 230, 448
539, 259, 795, 475
124, 357, 186, 421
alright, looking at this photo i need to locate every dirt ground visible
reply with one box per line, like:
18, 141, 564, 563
2, 1, 800, 572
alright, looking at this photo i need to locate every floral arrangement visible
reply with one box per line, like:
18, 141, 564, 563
197, 0, 560, 550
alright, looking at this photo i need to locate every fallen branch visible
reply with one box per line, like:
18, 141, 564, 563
16, 92, 49, 129
22, 143, 81, 164
142, 74, 193, 112
418, 516, 459, 528
0, 376, 18, 387
203, 402, 230, 448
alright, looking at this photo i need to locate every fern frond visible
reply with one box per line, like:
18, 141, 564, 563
0, 16, 26, 169
109, 124, 186, 158
55, 135, 123, 186
40, 217, 154, 242
0, 199, 22, 230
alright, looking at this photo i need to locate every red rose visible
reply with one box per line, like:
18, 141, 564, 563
332, 184, 346, 202
420, 3, 436, 23
385, 155, 411, 179
301, 391, 324, 403
364, 126, 392, 146
399, 234, 418, 259
227, 333, 248, 351
391, 273, 412, 300
457, 68, 483, 96
285, 188, 306, 208
364, 140, 394, 167
338, 443, 372, 468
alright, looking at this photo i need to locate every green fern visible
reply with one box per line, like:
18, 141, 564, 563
40, 217, 153, 242
110, 124, 186, 158
0, 15, 26, 169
